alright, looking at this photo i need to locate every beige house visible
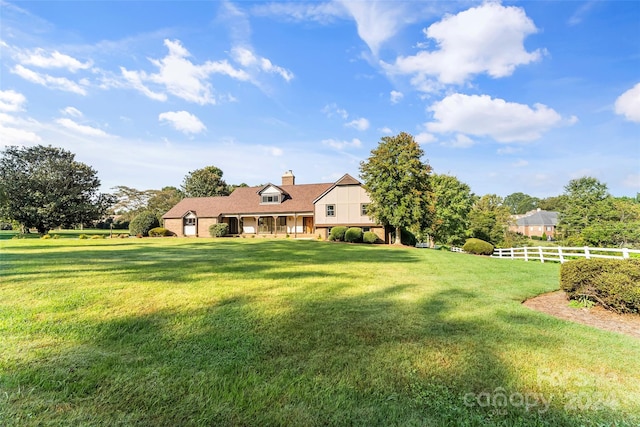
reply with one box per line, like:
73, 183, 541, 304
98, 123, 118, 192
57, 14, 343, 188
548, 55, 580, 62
509, 209, 558, 239
162, 171, 386, 241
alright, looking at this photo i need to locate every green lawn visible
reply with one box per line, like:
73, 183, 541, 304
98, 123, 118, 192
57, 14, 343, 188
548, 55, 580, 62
1, 238, 638, 426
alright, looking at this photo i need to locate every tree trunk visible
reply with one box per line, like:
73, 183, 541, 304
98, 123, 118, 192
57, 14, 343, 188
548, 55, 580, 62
394, 226, 402, 245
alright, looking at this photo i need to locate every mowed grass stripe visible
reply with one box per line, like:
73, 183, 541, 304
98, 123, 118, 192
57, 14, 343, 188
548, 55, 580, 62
1, 238, 638, 426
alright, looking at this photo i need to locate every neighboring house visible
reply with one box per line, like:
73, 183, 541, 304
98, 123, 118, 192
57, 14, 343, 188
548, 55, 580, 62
510, 209, 558, 239
162, 171, 386, 241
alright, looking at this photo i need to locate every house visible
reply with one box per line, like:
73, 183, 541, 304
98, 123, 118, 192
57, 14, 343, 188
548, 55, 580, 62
509, 209, 558, 239
162, 171, 387, 241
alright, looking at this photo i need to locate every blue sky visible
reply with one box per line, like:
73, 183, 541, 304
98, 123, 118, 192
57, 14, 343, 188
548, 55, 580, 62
1, 0, 638, 198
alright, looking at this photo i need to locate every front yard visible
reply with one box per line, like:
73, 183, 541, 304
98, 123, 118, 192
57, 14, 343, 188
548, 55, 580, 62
1, 238, 638, 426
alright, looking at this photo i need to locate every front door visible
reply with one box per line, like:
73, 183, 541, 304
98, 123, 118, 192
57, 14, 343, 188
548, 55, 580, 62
303, 217, 313, 234
227, 217, 238, 234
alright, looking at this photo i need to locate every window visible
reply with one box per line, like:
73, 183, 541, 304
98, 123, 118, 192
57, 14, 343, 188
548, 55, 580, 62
184, 217, 196, 226
361, 203, 369, 216
326, 204, 335, 217
362, 227, 371, 232
261, 194, 280, 204
546, 226, 553, 231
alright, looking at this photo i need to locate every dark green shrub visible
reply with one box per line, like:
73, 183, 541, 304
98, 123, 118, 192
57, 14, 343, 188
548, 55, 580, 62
401, 229, 417, 246
462, 238, 494, 255
363, 231, 378, 244
344, 227, 363, 243
209, 223, 229, 237
148, 227, 174, 237
560, 259, 640, 314
329, 226, 348, 242
129, 211, 160, 237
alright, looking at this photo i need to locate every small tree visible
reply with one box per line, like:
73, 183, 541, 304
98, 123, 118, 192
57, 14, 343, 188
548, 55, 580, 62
359, 132, 433, 245
129, 211, 159, 236
429, 174, 476, 246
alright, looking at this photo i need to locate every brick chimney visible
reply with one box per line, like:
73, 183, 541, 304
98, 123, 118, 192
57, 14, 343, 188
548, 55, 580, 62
282, 170, 295, 186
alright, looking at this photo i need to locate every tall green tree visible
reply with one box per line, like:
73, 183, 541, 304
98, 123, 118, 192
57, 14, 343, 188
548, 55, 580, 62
110, 185, 156, 222
359, 132, 433, 245
467, 194, 511, 245
181, 165, 229, 198
503, 192, 539, 215
147, 186, 184, 220
429, 174, 476, 246
0, 145, 113, 234
558, 176, 611, 240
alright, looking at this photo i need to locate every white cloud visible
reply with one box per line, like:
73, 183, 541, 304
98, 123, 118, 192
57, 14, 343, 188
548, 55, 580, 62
231, 46, 294, 81
379, 126, 393, 134
383, 3, 542, 91
61, 106, 83, 118
16, 48, 92, 72
322, 138, 362, 150
497, 146, 522, 155
159, 111, 206, 135
447, 134, 474, 148
55, 118, 109, 137
0, 89, 26, 112
614, 83, 640, 123
345, 117, 370, 131
415, 132, 436, 144
322, 103, 349, 119
426, 93, 566, 143
512, 159, 529, 168
337, 0, 412, 55
121, 39, 251, 105
260, 145, 284, 156
12, 64, 88, 95
390, 90, 403, 104
251, 2, 345, 24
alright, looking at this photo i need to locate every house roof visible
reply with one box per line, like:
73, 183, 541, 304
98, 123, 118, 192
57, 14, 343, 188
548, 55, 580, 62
162, 182, 333, 219
515, 210, 558, 227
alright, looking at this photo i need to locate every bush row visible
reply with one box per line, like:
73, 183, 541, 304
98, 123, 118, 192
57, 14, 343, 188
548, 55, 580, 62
329, 227, 381, 244
560, 258, 640, 314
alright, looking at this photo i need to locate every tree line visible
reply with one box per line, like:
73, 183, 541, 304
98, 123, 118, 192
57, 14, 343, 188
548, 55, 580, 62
1, 141, 638, 248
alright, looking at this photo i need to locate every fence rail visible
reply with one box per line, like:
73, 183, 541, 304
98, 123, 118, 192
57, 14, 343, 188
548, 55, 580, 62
491, 246, 640, 263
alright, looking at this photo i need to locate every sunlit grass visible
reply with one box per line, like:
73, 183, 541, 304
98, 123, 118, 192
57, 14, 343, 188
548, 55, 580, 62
1, 238, 638, 426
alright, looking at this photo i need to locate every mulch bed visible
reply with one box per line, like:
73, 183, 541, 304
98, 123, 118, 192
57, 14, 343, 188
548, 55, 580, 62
523, 291, 640, 339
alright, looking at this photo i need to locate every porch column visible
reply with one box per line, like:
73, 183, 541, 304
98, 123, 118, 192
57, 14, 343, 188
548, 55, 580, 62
273, 215, 278, 235
254, 216, 260, 235
294, 213, 298, 238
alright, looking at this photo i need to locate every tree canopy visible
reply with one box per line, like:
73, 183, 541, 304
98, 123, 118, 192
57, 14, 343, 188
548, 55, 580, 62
359, 132, 433, 244
503, 192, 539, 215
467, 194, 511, 245
429, 174, 476, 246
181, 165, 229, 198
0, 145, 113, 234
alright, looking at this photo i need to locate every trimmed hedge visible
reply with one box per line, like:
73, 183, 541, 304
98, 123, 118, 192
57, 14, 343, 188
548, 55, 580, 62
462, 238, 494, 255
329, 226, 348, 242
344, 227, 363, 243
209, 223, 229, 237
148, 227, 174, 237
363, 231, 378, 244
560, 258, 640, 314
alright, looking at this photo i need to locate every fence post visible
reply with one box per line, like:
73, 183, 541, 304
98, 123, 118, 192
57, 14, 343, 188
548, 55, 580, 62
623, 248, 629, 259
558, 247, 564, 263
510, 247, 514, 259
538, 246, 544, 263
524, 246, 528, 262
584, 246, 590, 259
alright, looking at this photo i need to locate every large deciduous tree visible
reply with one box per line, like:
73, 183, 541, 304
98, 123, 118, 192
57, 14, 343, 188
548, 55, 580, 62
503, 192, 539, 215
558, 176, 612, 241
467, 194, 511, 245
0, 145, 113, 234
429, 174, 476, 246
359, 132, 433, 245
181, 165, 229, 198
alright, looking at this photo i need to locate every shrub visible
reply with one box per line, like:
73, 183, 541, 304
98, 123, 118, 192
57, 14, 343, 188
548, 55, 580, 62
41, 234, 51, 239
79, 234, 88, 239
560, 259, 640, 314
119, 233, 129, 239
329, 226, 348, 242
148, 227, 174, 237
209, 223, 229, 237
344, 227, 363, 243
91, 234, 104, 239
462, 238, 494, 255
363, 231, 378, 244
129, 211, 160, 237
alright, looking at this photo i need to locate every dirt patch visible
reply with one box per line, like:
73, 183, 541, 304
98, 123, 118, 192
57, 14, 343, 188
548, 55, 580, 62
523, 291, 640, 339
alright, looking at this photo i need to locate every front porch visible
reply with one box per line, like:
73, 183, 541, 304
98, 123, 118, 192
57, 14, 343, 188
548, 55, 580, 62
220, 214, 316, 238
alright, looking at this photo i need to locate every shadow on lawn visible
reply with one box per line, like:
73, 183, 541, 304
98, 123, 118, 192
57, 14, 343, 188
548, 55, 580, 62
2, 240, 637, 426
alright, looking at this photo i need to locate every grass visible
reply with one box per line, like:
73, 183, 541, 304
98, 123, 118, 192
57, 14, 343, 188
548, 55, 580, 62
1, 238, 638, 426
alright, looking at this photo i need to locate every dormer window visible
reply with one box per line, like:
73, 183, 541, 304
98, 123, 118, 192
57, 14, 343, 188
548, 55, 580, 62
261, 194, 280, 204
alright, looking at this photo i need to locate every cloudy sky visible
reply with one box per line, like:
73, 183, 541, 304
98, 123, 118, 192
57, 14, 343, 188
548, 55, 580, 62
1, 0, 638, 198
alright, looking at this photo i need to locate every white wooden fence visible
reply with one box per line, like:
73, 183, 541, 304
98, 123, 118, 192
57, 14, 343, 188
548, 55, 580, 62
491, 246, 640, 263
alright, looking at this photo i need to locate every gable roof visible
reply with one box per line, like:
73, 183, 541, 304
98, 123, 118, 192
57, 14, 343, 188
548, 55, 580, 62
515, 210, 558, 227
312, 173, 361, 203
162, 182, 333, 219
